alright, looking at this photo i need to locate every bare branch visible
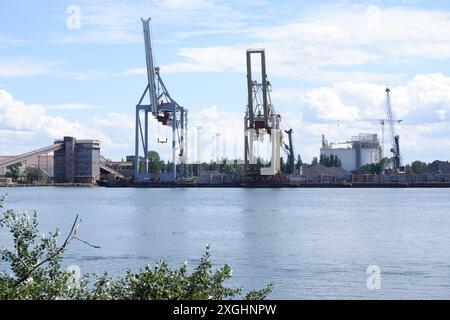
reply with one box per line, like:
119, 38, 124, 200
74, 237, 101, 249
14, 215, 80, 287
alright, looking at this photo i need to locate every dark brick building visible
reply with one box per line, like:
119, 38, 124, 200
53, 137, 100, 183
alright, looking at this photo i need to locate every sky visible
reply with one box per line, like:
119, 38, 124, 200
2, 0, 450, 164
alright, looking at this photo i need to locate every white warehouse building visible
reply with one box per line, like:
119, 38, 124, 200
320, 133, 382, 172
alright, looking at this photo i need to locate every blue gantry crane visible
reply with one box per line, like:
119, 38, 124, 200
134, 18, 187, 181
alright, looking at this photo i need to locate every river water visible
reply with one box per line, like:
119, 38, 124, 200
1, 187, 450, 299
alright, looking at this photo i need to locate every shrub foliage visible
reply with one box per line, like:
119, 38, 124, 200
0, 196, 272, 300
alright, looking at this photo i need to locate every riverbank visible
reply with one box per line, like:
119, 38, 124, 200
101, 172, 450, 188
101, 181, 450, 188
3, 173, 450, 188
0, 182, 97, 188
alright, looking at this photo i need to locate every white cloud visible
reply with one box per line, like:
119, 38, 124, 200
0, 89, 89, 141
0, 59, 57, 78
273, 73, 450, 163
87, 113, 136, 157
0, 89, 133, 157
295, 87, 361, 121
53, 0, 247, 44
161, 5, 450, 80
123, 68, 147, 75
34, 103, 97, 111
0, 60, 108, 80
162, 47, 244, 73
257, 5, 450, 62
53, 2, 144, 44
275, 73, 450, 122
155, 0, 209, 10
436, 109, 447, 120
160, 46, 403, 82
189, 105, 243, 160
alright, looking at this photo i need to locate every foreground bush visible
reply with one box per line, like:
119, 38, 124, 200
0, 196, 272, 300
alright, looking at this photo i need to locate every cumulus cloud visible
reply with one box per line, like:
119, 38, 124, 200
0, 59, 57, 78
34, 103, 96, 111
273, 73, 450, 163
160, 4, 450, 81
162, 47, 244, 73
274, 73, 450, 122
189, 105, 243, 161
0, 89, 134, 157
257, 5, 450, 62
53, 0, 247, 44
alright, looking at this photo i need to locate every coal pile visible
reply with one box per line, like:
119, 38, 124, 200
301, 164, 349, 175
423, 161, 450, 174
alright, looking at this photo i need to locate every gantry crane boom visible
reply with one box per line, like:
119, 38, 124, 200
142, 18, 158, 115
385, 88, 402, 171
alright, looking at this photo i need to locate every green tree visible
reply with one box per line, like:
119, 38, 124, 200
360, 158, 392, 174
209, 161, 218, 172
280, 157, 286, 173
5, 163, 22, 181
232, 164, 244, 177
320, 155, 335, 167
311, 157, 318, 165
147, 150, 164, 174
411, 160, 427, 174
335, 157, 342, 168
24, 166, 45, 183
295, 154, 303, 170
329, 155, 335, 167
192, 163, 199, 177
379, 157, 392, 173
405, 164, 412, 174
166, 161, 174, 173
360, 163, 376, 174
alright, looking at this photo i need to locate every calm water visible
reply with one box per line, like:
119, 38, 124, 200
1, 187, 450, 299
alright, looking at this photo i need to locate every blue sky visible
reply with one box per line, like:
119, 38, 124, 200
2, 0, 450, 163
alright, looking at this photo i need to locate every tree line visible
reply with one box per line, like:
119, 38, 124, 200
4, 163, 46, 183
